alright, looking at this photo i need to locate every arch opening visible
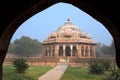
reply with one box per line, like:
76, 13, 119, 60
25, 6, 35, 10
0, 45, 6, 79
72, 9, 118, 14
59, 46, 63, 56
72, 46, 77, 56
1, 1, 118, 80
65, 46, 71, 56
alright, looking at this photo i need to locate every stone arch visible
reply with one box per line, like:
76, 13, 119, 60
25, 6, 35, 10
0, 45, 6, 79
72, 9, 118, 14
59, 46, 63, 56
73, 46, 77, 56
65, 46, 71, 56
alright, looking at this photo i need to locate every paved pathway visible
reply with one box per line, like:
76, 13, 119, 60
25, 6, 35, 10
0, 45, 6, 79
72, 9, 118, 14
38, 64, 68, 80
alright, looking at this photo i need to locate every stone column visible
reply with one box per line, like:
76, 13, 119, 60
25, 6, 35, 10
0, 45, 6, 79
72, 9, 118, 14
49, 47, 52, 57
76, 44, 78, 57
55, 45, 59, 57
70, 45, 73, 57
51, 47, 53, 57
84, 46, 85, 57
63, 44, 65, 57
78, 45, 81, 58
48, 47, 50, 57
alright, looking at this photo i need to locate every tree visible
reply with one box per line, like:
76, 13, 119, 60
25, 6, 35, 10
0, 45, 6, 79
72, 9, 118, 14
95, 42, 103, 57
12, 58, 29, 73
8, 36, 42, 57
101, 44, 111, 55
110, 40, 115, 56
95, 40, 115, 57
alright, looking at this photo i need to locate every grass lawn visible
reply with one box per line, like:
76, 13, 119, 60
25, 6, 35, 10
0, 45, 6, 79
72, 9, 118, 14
3, 65, 53, 80
61, 66, 106, 80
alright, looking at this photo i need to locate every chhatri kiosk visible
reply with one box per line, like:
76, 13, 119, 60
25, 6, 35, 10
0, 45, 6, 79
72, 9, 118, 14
42, 19, 96, 63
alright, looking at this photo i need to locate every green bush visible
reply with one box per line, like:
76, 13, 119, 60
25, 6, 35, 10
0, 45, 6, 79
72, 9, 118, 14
12, 58, 29, 73
101, 60, 110, 71
103, 69, 120, 80
89, 59, 104, 74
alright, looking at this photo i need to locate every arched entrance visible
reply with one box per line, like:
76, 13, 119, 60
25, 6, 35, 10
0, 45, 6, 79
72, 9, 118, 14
65, 46, 71, 56
73, 46, 77, 56
59, 46, 63, 56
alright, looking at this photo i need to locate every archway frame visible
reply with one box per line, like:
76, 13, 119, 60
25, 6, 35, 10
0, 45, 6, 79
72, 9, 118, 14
0, 0, 120, 79
59, 46, 63, 56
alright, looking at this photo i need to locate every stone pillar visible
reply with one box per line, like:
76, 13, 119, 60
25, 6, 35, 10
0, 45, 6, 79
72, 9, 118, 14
84, 46, 85, 57
49, 47, 51, 57
51, 47, 53, 57
55, 45, 59, 57
70, 45, 73, 57
0, 49, 7, 80
78, 45, 81, 57
63, 44, 65, 57
76, 44, 78, 57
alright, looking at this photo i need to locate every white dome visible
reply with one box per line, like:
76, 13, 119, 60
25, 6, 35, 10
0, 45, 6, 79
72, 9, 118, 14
43, 19, 94, 44
44, 18, 94, 44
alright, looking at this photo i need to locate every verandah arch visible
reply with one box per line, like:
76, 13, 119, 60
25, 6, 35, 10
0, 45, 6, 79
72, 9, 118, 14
72, 46, 77, 56
65, 46, 71, 56
59, 46, 63, 56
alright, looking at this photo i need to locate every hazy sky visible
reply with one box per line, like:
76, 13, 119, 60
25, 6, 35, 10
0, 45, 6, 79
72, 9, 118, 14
11, 3, 113, 45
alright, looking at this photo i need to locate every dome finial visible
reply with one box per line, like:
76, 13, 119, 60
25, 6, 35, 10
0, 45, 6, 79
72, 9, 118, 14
67, 18, 70, 22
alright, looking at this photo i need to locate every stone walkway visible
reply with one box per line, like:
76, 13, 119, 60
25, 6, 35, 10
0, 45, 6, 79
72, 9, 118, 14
38, 64, 68, 80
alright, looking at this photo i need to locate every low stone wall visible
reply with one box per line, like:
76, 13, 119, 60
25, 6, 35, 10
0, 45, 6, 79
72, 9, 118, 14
3, 57, 115, 67
68, 63, 89, 68
27, 62, 57, 67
